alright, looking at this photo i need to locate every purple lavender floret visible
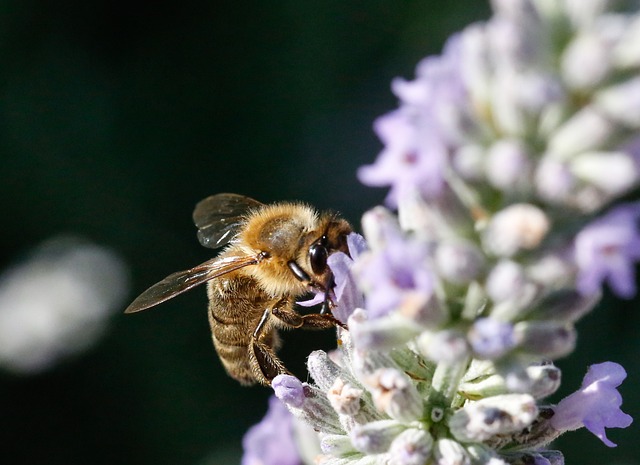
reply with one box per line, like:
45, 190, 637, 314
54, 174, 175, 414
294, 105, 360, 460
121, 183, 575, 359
355, 232, 433, 319
574, 202, 640, 299
327, 233, 367, 323
358, 36, 469, 207
551, 362, 633, 447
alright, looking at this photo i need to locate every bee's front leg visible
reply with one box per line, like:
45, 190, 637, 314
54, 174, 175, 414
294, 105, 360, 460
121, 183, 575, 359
271, 300, 346, 330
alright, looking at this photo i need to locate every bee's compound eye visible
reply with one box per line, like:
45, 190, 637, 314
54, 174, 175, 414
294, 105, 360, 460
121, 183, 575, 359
309, 242, 328, 275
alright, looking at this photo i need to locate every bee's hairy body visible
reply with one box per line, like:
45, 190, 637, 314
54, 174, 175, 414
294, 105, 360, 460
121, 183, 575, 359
125, 194, 352, 386
208, 203, 350, 385
207, 272, 284, 385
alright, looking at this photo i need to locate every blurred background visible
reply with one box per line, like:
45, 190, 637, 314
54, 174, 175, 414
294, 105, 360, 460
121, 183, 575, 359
0, 1, 636, 464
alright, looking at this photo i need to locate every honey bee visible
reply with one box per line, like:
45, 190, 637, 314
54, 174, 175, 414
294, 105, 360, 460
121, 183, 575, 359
125, 193, 352, 386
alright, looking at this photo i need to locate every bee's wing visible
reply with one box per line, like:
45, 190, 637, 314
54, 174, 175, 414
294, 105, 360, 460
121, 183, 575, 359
193, 193, 264, 249
124, 254, 259, 313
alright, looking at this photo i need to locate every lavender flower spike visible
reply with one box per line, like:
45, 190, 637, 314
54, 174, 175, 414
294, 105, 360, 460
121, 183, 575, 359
551, 362, 633, 447
243, 1, 640, 463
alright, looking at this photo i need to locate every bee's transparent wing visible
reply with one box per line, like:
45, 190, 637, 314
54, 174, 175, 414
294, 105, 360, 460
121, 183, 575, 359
192, 193, 263, 249
124, 254, 259, 313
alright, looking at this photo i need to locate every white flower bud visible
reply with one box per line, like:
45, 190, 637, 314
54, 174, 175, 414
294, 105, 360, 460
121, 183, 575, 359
561, 32, 613, 90
365, 368, 423, 422
526, 253, 575, 290
417, 329, 469, 363
526, 363, 562, 399
513, 321, 576, 358
460, 24, 492, 110
320, 433, 356, 457
388, 428, 434, 465
285, 383, 344, 435
328, 378, 363, 416
483, 204, 550, 257
485, 139, 533, 192
466, 444, 509, 465
613, 15, 640, 68
534, 157, 575, 203
449, 394, 538, 442
563, 0, 618, 29
435, 240, 485, 285
548, 107, 616, 159
525, 289, 599, 323
571, 151, 638, 196
350, 420, 406, 454
308, 350, 351, 391
486, 260, 528, 303
349, 313, 422, 350
361, 206, 401, 252
595, 77, 640, 127
453, 144, 485, 181
459, 372, 509, 399
434, 438, 471, 465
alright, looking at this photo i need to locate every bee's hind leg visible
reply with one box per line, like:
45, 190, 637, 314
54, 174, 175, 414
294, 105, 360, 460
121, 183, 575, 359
250, 307, 290, 385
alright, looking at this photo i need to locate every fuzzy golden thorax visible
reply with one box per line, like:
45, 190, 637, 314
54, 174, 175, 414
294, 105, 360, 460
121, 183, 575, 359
233, 202, 352, 298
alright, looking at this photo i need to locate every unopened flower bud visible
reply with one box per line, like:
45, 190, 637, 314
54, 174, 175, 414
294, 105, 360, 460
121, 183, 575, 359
526, 362, 562, 399
525, 289, 599, 323
571, 151, 638, 198
562, 32, 613, 90
483, 204, 550, 257
485, 139, 533, 192
417, 329, 469, 363
366, 368, 423, 422
486, 261, 537, 309
350, 420, 406, 454
468, 317, 516, 359
466, 443, 508, 465
595, 77, 640, 126
361, 206, 401, 251
526, 254, 575, 290
435, 240, 485, 285
535, 157, 574, 203
453, 144, 485, 181
388, 428, 434, 465
449, 394, 538, 442
349, 313, 421, 350
434, 438, 471, 465
548, 107, 616, 159
514, 321, 576, 358
614, 15, 640, 68
328, 378, 363, 416
272, 375, 343, 434
320, 434, 356, 457
272, 374, 306, 408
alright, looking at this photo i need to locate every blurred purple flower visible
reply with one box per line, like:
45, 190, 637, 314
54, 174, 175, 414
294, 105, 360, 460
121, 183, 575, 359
356, 233, 433, 319
551, 362, 633, 447
358, 36, 470, 208
242, 396, 301, 465
574, 202, 640, 298
357, 110, 448, 208
327, 233, 367, 323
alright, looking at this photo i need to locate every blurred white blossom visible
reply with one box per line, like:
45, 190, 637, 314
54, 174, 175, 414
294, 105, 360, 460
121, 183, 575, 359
0, 236, 129, 373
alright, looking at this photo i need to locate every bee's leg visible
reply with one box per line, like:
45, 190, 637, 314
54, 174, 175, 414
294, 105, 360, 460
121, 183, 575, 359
271, 304, 346, 330
249, 308, 290, 385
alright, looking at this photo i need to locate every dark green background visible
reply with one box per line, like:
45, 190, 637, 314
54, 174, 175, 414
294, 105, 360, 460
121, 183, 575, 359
0, 2, 636, 464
